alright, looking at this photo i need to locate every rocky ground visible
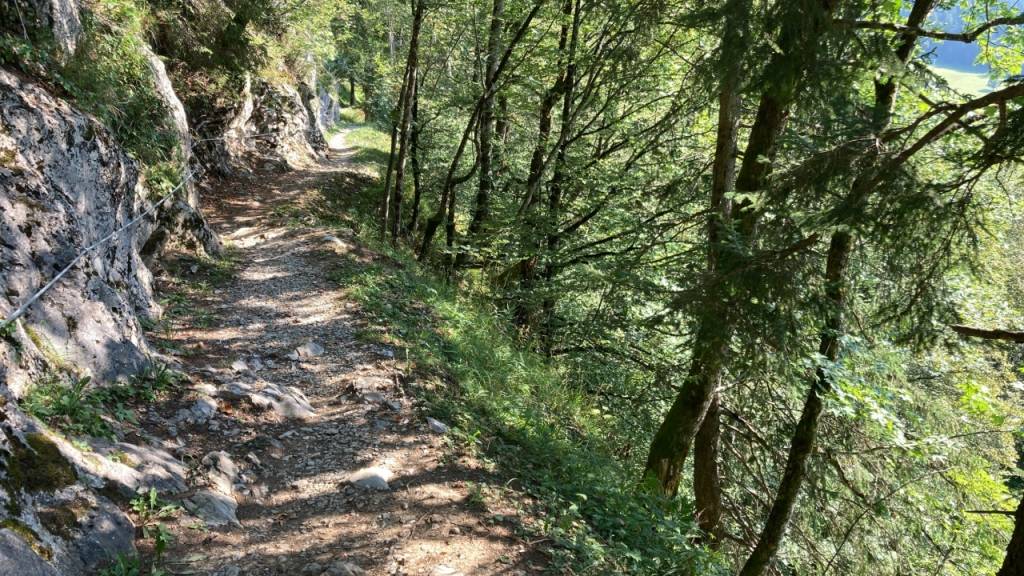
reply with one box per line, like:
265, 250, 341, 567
132, 132, 545, 576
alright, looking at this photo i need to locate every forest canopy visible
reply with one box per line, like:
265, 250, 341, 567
354, 0, 1024, 572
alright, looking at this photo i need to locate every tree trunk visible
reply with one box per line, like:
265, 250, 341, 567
691, 0, 746, 539
380, 120, 400, 238
390, 0, 425, 240
643, 0, 841, 497
512, 45, 565, 328
495, 93, 509, 174
693, 394, 724, 546
418, 0, 547, 260
738, 230, 851, 576
406, 87, 423, 234
737, 4, 935, 574
999, 497, 1024, 576
466, 0, 506, 241
349, 75, 356, 107
537, 0, 580, 347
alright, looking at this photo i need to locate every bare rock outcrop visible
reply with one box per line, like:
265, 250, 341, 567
318, 83, 341, 129
222, 78, 327, 171
139, 44, 222, 259
0, 67, 202, 575
1, 0, 81, 61
0, 67, 158, 396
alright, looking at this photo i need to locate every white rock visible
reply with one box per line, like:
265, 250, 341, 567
349, 467, 392, 491
183, 489, 240, 527
363, 392, 386, 405
202, 451, 238, 495
327, 561, 365, 576
426, 417, 450, 434
294, 341, 325, 358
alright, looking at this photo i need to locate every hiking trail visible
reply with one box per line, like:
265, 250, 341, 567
137, 130, 543, 576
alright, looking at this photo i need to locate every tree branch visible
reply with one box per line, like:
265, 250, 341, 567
950, 324, 1024, 342
835, 14, 1024, 44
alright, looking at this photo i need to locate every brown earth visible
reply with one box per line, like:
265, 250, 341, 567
132, 131, 546, 576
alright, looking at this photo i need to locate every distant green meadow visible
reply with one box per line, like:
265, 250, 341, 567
931, 65, 993, 95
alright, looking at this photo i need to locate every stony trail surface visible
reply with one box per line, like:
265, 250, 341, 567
135, 131, 543, 576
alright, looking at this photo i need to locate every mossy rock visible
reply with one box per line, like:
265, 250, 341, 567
38, 501, 85, 539
0, 518, 52, 561
7, 433, 78, 494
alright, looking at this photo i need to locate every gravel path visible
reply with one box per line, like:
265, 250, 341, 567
140, 131, 543, 576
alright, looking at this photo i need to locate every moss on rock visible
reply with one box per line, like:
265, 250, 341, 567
7, 432, 77, 493
38, 504, 81, 539
1, 518, 53, 561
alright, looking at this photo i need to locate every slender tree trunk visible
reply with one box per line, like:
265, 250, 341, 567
691, 0, 746, 542
643, 0, 840, 497
381, 64, 414, 235
513, 70, 564, 328
444, 169, 459, 277
738, 4, 935, 574
537, 0, 580, 347
390, 0, 426, 240
511, 0, 571, 329
694, 395, 724, 546
406, 88, 423, 234
999, 497, 1024, 576
380, 120, 400, 238
495, 93, 509, 174
466, 0, 506, 242
418, 0, 547, 259
349, 75, 356, 107
738, 231, 851, 576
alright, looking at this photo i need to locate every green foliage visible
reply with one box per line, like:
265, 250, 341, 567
23, 365, 182, 439
339, 106, 366, 124
328, 248, 718, 574
54, 1, 179, 166
301, 133, 718, 572
23, 375, 111, 438
130, 487, 178, 567
99, 554, 141, 576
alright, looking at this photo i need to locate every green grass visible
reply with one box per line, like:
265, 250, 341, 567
309, 121, 718, 575
339, 106, 366, 124
931, 65, 993, 96
344, 125, 392, 171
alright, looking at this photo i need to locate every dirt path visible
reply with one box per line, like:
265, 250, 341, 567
140, 131, 542, 576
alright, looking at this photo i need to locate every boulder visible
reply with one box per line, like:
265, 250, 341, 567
182, 489, 240, 528
0, 415, 138, 575
222, 78, 326, 170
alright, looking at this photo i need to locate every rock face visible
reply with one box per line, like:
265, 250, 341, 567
299, 82, 329, 152
223, 78, 327, 170
0, 67, 158, 396
318, 83, 341, 129
0, 66, 200, 574
1, 0, 82, 61
139, 44, 222, 259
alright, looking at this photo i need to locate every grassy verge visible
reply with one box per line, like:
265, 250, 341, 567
302, 122, 719, 575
